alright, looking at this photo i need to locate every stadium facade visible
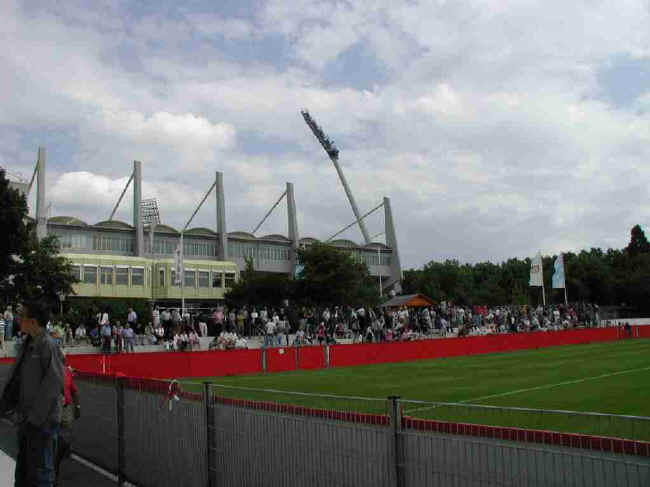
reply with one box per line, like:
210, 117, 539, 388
5, 147, 403, 306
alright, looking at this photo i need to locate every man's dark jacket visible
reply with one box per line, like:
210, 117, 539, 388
1, 331, 64, 427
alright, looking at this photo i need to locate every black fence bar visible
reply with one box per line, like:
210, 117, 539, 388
389, 396, 403, 487
204, 382, 215, 487
117, 378, 125, 485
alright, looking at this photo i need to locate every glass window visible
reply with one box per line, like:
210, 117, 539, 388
212, 272, 223, 288
184, 270, 196, 288
116, 267, 129, 285
198, 271, 210, 288
70, 265, 81, 281
159, 269, 165, 287
132, 268, 144, 286
100, 266, 113, 285
83, 265, 97, 285
224, 272, 236, 288
171, 270, 179, 287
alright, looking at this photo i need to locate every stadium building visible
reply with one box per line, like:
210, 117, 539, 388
4, 147, 403, 307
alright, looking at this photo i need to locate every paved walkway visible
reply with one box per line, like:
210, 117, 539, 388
0, 420, 118, 487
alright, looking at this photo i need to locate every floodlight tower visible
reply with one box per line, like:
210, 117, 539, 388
301, 110, 371, 245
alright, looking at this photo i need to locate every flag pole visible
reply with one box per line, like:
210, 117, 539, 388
541, 252, 546, 306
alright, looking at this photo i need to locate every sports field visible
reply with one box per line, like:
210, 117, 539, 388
187, 338, 650, 440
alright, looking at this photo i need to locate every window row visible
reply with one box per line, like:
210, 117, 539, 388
92, 236, 134, 253
167, 269, 236, 289
146, 238, 217, 257
229, 243, 290, 261
71, 265, 145, 286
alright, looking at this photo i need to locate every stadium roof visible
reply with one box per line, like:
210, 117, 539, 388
380, 293, 435, 308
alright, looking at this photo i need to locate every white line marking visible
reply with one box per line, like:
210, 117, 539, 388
462, 365, 650, 403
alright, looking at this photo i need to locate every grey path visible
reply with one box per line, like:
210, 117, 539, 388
0, 420, 118, 487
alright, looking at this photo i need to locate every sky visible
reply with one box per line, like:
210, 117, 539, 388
2, 0, 650, 269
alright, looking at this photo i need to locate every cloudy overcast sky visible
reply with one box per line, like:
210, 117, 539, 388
2, 0, 650, 269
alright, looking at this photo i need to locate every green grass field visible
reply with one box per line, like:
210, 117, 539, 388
185, 339, 650, 440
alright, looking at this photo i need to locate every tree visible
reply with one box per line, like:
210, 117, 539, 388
0, 169, 31, 300
0, 170, 77, 308
12, 235, 77, 307
626, 224, 650, 257
225, 257, 293, 307
294, 243, 379, 307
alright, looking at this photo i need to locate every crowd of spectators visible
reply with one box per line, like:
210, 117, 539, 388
0, 300, 614, 354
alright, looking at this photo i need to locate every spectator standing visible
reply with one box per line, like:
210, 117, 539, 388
161, 308, 171, 338
4, 305, 13, 340
113, 322, 123, 353
152, 306, 160, 328
264, 320, 276, 348
171, 309, 181, 330
55, 354, 81, 485
100, 320, 112, 353
0, 300, 64, 487
123, 324, 135, 352
127, 307, 137, 332
74, 323, 87, 344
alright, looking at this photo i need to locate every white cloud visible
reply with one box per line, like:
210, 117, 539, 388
3, 0, 650, 269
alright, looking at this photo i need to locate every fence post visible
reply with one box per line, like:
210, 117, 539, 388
117, 377, 126, 485
324, 345, 329, 368
262, 347, 267, 373
204, 382, 215, 487
388, 396, 403, 487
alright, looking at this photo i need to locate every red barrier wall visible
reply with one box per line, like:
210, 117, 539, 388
298, 345, 326, 370
66, 349, 263, 379
266, 347, 296, 373
328, 328, 620, 368
0, 327, 632, 379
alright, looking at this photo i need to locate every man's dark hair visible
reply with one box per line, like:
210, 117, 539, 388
22, 299, 51, 327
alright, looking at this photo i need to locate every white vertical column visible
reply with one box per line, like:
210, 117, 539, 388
384, 196, 402, 292
133, 160, 144, 256
286, 182, 299, 276
215, 171, 227, 260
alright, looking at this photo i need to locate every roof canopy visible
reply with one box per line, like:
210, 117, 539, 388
380, 293, 435, 308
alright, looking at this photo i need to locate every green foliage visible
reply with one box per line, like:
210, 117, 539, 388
403, 225, 650, 312
626, 224, 650, 257
0, 170, 77, 310
225, 244, 379, 308
0, 169, 31, 300
11, 235, 77, 306
62, 297, 152, 328
295, 243, 379, 307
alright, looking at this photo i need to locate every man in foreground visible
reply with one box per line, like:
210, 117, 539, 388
0, 300, 64, 487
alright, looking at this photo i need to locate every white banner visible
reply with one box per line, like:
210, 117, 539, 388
173, 243, 184, 284
529, 251, 544, 287
552, 253, 566, 289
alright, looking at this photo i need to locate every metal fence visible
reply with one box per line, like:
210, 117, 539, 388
1, 363, 650, 487
400, 400, 650, 442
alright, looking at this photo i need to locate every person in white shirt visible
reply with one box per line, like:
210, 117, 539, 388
198, 321, 208, 337
264, 321, 276, 348
74, 324, 87, 344
152, 307, 160, 327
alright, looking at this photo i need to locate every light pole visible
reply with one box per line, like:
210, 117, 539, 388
141, 199, 160, 317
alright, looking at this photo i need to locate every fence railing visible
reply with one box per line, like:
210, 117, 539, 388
400, 400, 650, 443
2, 363, 650, 486
68, 374, 650, 486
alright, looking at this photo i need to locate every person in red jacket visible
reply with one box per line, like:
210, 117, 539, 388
55, 355, 81, 486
